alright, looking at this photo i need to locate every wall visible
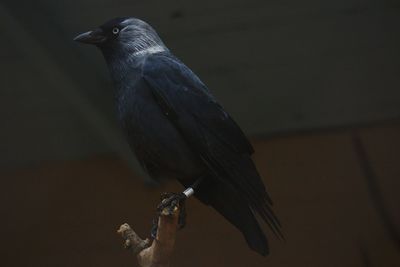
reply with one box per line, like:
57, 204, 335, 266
2, 123, 399, 267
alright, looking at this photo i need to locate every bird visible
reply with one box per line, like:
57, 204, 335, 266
74, 17, 282, 256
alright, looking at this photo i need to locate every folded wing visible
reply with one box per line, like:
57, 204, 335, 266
142, 54, 282, 237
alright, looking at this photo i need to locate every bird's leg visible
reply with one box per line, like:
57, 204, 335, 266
157, 177, 204, 213
151, 177, 204, 238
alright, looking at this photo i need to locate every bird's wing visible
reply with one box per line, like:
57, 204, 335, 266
144, 54, 254, 155
142, 54, 282, 237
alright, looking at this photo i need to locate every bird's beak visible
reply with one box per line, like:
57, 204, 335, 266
73, 28, 106, 45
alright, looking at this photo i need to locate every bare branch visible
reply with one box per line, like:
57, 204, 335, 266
117, 206, 180, 267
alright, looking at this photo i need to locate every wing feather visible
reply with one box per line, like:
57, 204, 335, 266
142, 54, 282, 237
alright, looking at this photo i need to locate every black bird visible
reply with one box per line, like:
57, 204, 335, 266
74, 17, 282, 256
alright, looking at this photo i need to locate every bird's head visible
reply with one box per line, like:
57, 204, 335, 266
74, 17, 167, 61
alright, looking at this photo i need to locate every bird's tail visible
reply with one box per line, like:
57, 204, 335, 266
195, 179, 269, 256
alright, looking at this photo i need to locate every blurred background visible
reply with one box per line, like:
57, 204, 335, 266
1, 0, 400, 266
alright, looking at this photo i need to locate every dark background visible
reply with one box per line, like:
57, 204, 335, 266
1, 1, 399, 266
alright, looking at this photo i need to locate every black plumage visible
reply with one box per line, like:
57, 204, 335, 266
74, 17, 282, 256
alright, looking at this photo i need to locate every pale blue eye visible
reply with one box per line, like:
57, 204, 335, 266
112, 27, 120, 34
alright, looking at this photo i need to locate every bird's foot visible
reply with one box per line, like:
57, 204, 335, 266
151, 192, 187, 239
158, 192, 186, 214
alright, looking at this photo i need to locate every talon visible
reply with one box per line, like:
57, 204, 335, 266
157, 192, 186, 212
150, 216, 158, 239
151, 192, 188, 237
178, 203, 187, 229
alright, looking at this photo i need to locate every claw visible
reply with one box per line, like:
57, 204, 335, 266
151, 192, 187, 238
157, 192, 186, 214
178, 202, 186, 229
150, 216, 158, 239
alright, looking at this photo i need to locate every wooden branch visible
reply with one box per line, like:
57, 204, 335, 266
117, 206, 180, 267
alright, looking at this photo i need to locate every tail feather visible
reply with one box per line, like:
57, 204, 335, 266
194, 179, 269, 256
